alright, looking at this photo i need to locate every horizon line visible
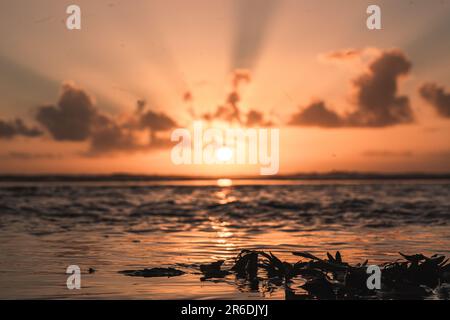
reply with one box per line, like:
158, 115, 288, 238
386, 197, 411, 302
1, 171, 450, 182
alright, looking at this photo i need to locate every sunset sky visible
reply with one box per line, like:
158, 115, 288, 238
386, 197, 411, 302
0, 0, 449, 175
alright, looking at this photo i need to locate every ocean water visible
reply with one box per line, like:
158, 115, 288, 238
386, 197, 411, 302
0, 179, 449, 299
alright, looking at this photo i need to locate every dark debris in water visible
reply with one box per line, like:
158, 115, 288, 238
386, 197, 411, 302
199, 260, 231, 280
119, 267, 186, 278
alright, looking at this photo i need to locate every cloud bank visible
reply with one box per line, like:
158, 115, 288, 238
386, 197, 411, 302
35, 83, 177, 155
289, 49, 414, 128
3, 47, 449, 161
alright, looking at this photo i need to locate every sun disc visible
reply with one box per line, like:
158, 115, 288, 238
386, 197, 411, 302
215, 146, 233, 162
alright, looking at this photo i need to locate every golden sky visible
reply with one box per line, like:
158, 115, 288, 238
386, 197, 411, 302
0, 0, 449, 175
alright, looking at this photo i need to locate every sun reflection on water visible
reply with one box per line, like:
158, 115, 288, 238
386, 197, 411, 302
217, 178, 233, 187
215, 183, 237, 205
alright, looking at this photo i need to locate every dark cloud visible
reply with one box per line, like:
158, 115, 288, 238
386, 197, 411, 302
0, 118, 43, 139
419, 82, 450, 118
246, 109, 273, 127
348, 50, 413, 127
36, 83, 97, 141
246, 110, 264, 126
289, 101, 343, 128
139, 109, 177, 132
136, 99, 147, 113
203, 103, 242, 124
231, 70, 251, 88
34, 83, 177, 155
87, 114, 140, 155
86, 102, 176, 156
289, 49, 414, 128
204, 70, 250, 124
201, 70, 272, 126
133, 99, 178, 131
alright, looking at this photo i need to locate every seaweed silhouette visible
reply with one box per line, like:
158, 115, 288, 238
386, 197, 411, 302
201, 250, 450, 299
118, 250, 450, 299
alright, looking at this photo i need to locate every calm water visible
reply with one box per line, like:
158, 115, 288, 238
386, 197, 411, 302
0, 179, 449, 299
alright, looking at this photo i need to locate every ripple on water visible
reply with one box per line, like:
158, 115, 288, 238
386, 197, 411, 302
0, 181, 449, 298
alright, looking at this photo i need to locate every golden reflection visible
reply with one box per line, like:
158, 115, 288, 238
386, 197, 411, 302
215, 188, 237, 205
217, 178, 233, 187
209, 218, 236, 260
215, 182, 236, 205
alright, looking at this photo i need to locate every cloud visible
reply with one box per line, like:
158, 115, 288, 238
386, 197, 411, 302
289, 49, 414, 128
348, 49, 413, 127
87, 114, 141, 155
0, 118, 43, 139
201, 70, 245, 124
35, 83, 177, 155
231, 69, 251, 88
36, 83, 97, 141
201, 70, 272, 126
246, 109, 273, 127
419, 82, 450, 118
138, 108, 178, 131
86, 102, 176, 156
205, 70, 250, 123
203, 103, 242, 124
288, 101, 343, 128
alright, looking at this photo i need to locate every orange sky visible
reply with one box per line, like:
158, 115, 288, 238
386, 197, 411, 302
0, 0, 449, 175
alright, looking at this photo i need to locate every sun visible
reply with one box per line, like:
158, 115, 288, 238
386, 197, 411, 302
215, 146, 233, 162
217, 179, 233, 187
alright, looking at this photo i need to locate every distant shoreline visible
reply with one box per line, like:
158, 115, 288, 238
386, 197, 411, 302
1, 172, 450, 182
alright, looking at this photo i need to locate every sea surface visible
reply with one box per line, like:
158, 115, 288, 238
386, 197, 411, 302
0, 179, 449, 299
